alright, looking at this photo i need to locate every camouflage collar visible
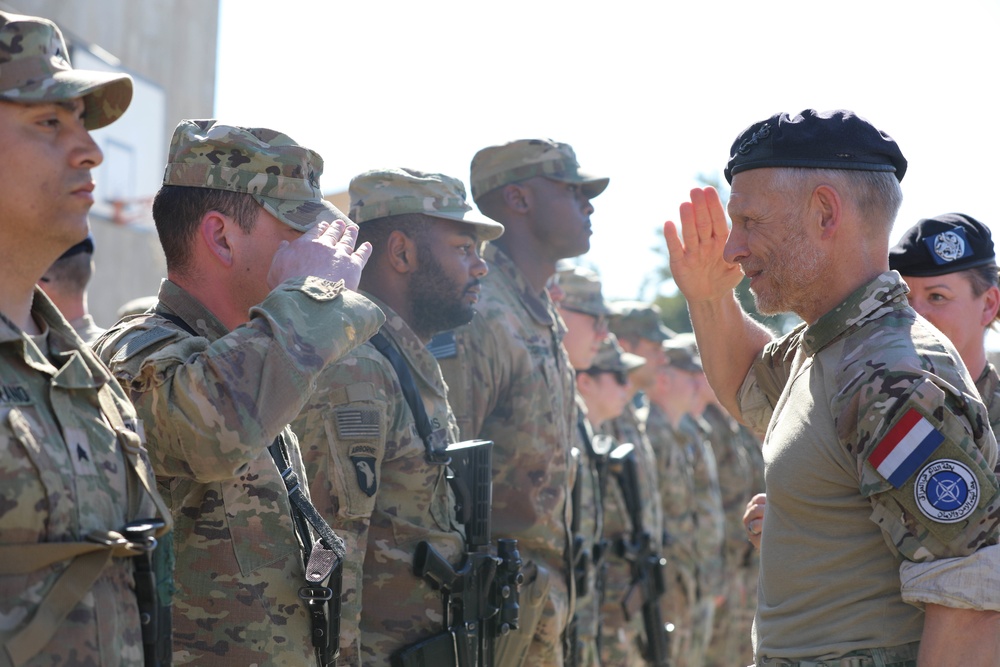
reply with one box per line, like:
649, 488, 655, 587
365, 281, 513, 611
156, 279, 230, 342
801, 271, 910, 355
362, 293, 449, 401
482, 243, 556, 328
0, 288, 110, 387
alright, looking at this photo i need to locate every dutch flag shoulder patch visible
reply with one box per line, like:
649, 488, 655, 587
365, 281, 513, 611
869, 408, 945, 489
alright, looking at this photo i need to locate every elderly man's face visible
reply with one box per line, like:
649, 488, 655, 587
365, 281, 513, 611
724, 169, 826, 317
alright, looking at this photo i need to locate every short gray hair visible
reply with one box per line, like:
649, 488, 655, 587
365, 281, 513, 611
770, 168, 903, 235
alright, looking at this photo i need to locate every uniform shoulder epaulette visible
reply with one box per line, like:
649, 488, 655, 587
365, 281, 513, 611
110, 326, 181, 365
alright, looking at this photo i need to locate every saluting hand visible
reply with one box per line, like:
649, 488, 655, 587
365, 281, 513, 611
267, 219, 372, 292
663, 187, 744, 304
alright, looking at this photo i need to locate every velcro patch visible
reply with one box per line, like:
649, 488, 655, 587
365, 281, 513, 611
427, 331, 457, 360
350, 455, 377, 497
334, 408, 380, 440
869, 408, 944, 488
914, 458, 980, 523
110, 327, 179, 365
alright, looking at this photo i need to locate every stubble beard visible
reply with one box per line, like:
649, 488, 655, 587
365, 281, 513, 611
749, 226, 826, 317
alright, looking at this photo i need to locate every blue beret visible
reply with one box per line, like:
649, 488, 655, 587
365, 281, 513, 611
724, 109, 907, 184
889, 213, 995, 277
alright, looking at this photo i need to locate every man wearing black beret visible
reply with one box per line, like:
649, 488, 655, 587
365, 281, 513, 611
664, 109, 1000, 666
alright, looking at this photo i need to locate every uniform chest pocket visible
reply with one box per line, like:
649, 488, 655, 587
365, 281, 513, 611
222, 460, 300, 576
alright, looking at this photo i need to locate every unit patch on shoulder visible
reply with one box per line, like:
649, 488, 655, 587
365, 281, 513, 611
869, 408, 944, 488
914, 458, 979, 523
350, 453, 377, 497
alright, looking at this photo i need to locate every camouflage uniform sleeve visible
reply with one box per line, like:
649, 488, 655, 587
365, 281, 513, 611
439, 313, 506, 440
293, 352, 396, 666
98, 278, 385, 481
737, 325, 803, 435
848, 370, 1000, 587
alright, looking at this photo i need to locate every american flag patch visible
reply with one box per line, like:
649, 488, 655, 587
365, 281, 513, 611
334, 408, 380, 439
869, 408, 945, 488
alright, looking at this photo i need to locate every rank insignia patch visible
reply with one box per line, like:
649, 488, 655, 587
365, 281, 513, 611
914, 458, 979, 523
351, 455, 377, 497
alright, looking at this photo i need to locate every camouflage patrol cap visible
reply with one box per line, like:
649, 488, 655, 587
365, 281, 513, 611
349, 167, 504, 241
608, 300, 676, 343
555, 265, 610, 317
589, 334, 646, 374
663, 333, 703, 373
0, 11, 133, 130
163, 119, 348, 232
469, 138, 609, 203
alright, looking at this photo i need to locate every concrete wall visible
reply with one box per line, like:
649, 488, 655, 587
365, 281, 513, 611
4, 0, 219, 326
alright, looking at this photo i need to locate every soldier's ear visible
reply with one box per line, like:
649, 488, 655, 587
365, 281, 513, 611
198, 210, 237, 268
811, 184, 842, 240
502, 183, 530, 214
386, 229, 418, 274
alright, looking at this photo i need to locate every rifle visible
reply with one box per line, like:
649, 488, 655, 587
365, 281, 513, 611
609, 443, 671, 667
392, 440, 523, 667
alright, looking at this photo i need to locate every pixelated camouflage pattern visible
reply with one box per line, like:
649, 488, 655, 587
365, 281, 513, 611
1, 290, 161, 666
0, 10, 132, 129
163, 119, 349, 232
569, 397, 604, 666
975, 362, 1000, 476
607, 301, 675, 344
554, 266, 611, 317
293, 297, 464, 665
737, 271, 1000, 661
469, 138, 609, 202
599, 403, 663, 667
644, 404, 698, 667
437, 243, 576, 667
95, 277, 384, 666
348, 167, 504, 241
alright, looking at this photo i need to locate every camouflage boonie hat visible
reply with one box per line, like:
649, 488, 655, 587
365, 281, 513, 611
663, 333, 702, 373
349, 167, 504, 241
0, 11, 133, 130
469, 138, 609, 203
555, 265, 610, 317
163, 120, 348, 232
608, 300, 676, 343
590, 334, 646, 374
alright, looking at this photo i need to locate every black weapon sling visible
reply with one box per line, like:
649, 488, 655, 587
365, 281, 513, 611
155, 308, 343, 665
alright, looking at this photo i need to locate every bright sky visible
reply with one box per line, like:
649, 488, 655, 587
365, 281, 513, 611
215, 0, 1000, 303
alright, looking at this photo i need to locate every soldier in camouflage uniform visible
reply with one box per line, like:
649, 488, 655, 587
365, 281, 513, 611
579, 336, 657, 666
664, 109, 1000, 665
95, 120, 385, 666
890, 213, 1000, 476
292, 167, 502, 664
435, 139, 608, 667
662, 340, 725, 667
0, 11, 171, 666
553, 265, 611, 666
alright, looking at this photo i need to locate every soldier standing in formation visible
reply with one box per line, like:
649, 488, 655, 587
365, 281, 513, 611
292, 167, 502, 664
0, 10, 170, 665
38, 235, 106, 344
96, 120, 384, 665
437, 139, 607, 666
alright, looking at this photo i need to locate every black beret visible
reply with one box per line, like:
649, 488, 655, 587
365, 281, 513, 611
724, 109, 907, 184
889, 213, 996, 277
57, 235, 95, 260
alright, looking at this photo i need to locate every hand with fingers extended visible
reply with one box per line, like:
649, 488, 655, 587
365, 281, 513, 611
662, 187, 744, 304
267, 219, 372, 291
